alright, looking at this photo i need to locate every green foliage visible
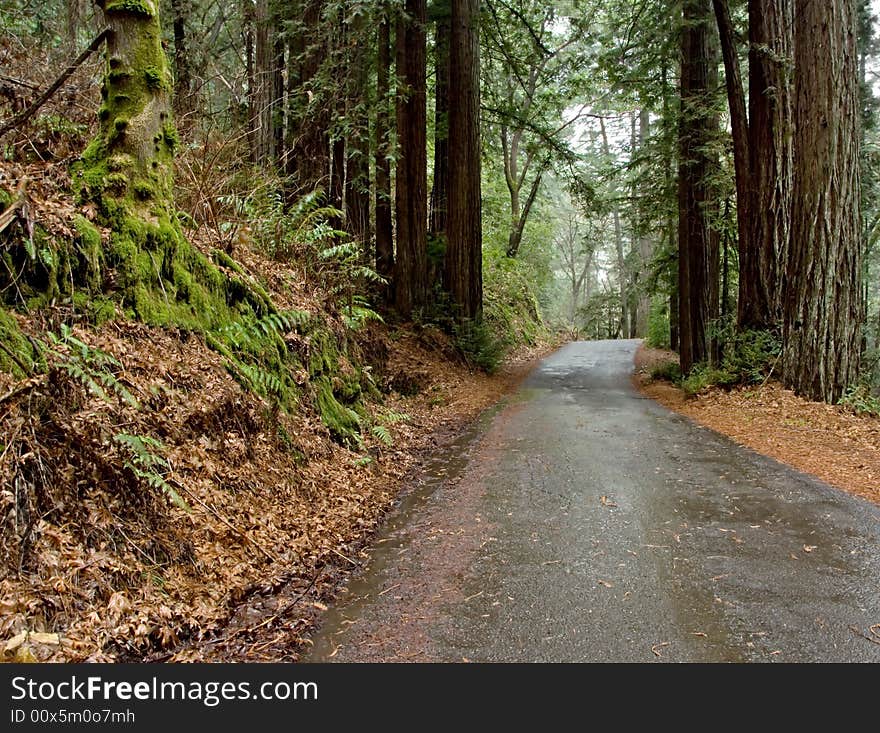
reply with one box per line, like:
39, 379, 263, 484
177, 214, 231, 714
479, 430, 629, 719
0, 308, 38, 378
371, 424, 392, 447
41, 324, 139, 407
453, 318, 505, 374
680, 364, 739, 395
218, 309, 311, 351
646, 298, 671, 349
680, 328, 782, 395
650, 360, 681, 382
838, 385, 880, 416
482, 246, 547, 350
112, 433, 190, 511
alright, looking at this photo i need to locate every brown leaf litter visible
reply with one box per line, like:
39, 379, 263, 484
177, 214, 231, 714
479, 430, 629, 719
634, 344, 880, 507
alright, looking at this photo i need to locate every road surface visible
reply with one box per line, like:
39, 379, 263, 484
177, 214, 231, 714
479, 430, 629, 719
306, 340, 880, 662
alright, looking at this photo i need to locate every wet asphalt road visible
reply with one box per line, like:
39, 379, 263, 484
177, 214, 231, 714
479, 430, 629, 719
307, 340, 880, 662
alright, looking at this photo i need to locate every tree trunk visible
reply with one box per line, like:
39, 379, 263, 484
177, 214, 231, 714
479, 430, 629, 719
290, 0, 329, 193
783, 0, 862, 402
635, 107, 653, 337
78, 1, 267, 327
84, 0, 175, 212
375, 6, 394, 286
394, 0, 428, 317
170, 0, 192, 118
67, 0, 81, 56
678, 0, 720, 373
748, 0, 793, 327
429, 3, 450, 242
600, 117, 629, 339
444, 0, 482, 321
344, 10, 371, 257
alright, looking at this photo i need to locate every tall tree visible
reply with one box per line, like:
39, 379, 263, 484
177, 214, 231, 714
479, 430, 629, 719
783, 0, 863, 402
444, 0, 482, 320
395, 0, 429, 317
170, 0, 193, 118
344, 6, 371, 255
678, 0, 720, 373
713, 0, 792, 330
375, 3, 394, 286
429, 0, 451, 243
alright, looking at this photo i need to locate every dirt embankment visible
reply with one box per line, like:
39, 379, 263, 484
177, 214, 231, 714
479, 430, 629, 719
634, 344, 880, 507
0, 289, 552, 663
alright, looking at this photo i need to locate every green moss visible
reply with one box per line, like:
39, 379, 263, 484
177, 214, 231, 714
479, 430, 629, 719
132, 181, 154, 201
162, 123, 179, 152
105, 0, 154, 16
314, 377, 361, 444
0, 188, 11, 209
0, 308, 37, 378
144, 67, 166, 91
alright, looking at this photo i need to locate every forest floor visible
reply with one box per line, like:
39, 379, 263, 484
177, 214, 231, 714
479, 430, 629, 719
634, 345, 880, 507
0, 300, 551, 662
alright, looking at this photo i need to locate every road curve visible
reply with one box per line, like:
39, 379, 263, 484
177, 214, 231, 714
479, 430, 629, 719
306, 340, 880, 662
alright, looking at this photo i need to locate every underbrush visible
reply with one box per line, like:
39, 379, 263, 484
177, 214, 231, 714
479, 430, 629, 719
680, 328, 782, 395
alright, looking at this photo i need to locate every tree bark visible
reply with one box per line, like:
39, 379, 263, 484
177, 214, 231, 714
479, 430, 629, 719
783, 0, 862, 402
444, 0, 482, 321
375, 6, 394, 286
429, 3, 451, 243
394, 0, 429, 317
747, 0, 793, 328
344, 9, 371, 256
678, 0, 720, 373
635, 107, 653, 337
290, 0, 330, 193
170, 0, 192, 118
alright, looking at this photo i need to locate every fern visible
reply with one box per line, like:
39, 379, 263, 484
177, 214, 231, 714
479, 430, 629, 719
231, 360, 285, 396
379, 409, 411, 425
41, 325, 139, 408
113, 433, 190, 511
217, 309, 310, 350
371, 424, 393, 447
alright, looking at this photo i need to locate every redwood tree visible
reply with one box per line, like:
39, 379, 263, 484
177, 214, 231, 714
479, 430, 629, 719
678, 0, 720, 373
444, 0, 482, 321
374, 4, 394, 286
712, 0, 792, 330
783, 0, 863, 402
394, 0, 428, 317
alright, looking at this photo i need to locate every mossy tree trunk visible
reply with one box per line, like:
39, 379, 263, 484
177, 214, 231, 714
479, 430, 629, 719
84, 0, 177, 217
76, 0, 266, 329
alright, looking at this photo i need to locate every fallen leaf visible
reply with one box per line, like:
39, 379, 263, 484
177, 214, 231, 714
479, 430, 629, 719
651, 642, 670, 657
597, 580, 613, 588
803, 545, 817, 553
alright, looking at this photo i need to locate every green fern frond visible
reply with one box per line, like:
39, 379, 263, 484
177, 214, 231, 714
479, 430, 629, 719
371, 424, 393, 447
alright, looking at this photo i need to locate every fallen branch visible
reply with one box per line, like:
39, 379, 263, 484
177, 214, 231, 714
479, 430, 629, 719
0, 29, 110, 139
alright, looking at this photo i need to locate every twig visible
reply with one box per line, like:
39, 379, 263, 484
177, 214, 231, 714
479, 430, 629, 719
167, 477, 277, 562
0, 29, 110, 139
244, 563, 328, 634
760, 351, 783, 388
329, 547, 361, 567
0, 74, 40, 91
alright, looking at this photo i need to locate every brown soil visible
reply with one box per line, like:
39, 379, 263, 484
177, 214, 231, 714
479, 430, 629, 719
634, 344, 880, 507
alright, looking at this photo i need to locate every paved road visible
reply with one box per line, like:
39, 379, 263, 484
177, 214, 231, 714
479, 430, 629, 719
306, 340, 880, 662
